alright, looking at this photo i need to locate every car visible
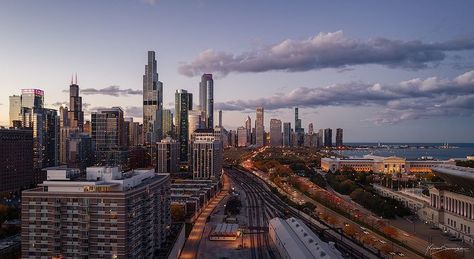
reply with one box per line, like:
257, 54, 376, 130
379, 240, 387, 244
363, 231, 369, 235
397, 252, 405, 257
389, 252, 396, 256
403, 233, 410, 237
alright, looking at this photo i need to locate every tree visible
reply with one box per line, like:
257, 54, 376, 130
343, 224, 357, 237
327, 215, 339, 226
170, 204, 186, 222
382, 225, 399, 238
433, 249, 464, 259
380, 244, 392, 254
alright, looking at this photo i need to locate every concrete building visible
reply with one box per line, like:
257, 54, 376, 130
255, 107, 265, 147
237, 126, 248, 147
323, 128, 332, 147
143, 51, 164, 144
0, 128, 33, 192
156, 137, 179, 174
191, 129, 223, 180
336, 128, 343, 147
269, 217, 343, 259
21, 167, 171, 258
270, 119, 282, 147
321, 155, 453, 173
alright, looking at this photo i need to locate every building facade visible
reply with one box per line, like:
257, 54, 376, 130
143, 51, 163, 144
237, 126, 248, 147
336, 128, 343, 147
199, 74, 214, 128
255, 107, 265, 147
191, 130, 223, 180
156, 137, 179, 174
21, 167, 171, 258
270, 119, 282, 147
175, 89, 192, 162
324, 128, 332, 147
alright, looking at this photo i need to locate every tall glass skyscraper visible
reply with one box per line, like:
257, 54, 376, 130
68, 75, 84, 131
255, 107, 264, 147
199, 74, 213, 128
143, 51, 163, 144
175, 89, 192, 162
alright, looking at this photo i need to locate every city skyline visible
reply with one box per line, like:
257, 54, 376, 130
1, 1, 474, 142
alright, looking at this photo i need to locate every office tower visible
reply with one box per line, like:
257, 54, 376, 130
324, 128, 333, 147
237, 126, 248, 147
22, 167, 171, 258
20, 89, 44, 109
318, 129, 324, 148
156, 137, 179, 173
59, 127, 78, 164
188, 110, 202, 141
191, 129, 223, 179
294, 107, 304, 146
9, 95, 22, 127
143, 51, 164, 144
283, 122, 291, 147
308, 123, 314, 135
304, 133, 312, 147
162, 109, 173, 138
295, 107, 301, 130
125, 118, 141, 147
218, 110, 223, 128
245, 116, 252, 144
59, 106, 69, 128
336, 128, 344, 147
251, 127, 256, 145
199, 74, 214, 128
270, 119, 282, 147
255, 107, 265, 147
91, 107, 128, 166
22, 107, 59, 172
83, 120, 91, 135
0, 128, 33, 192
175, 89, 191, 162
66, 132, 94, 171
67, 75, 84, 131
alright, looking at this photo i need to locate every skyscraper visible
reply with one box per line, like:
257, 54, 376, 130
294, 107, 304, 146
237, 126, 248, 147
283, 122, 291, 147
156, 137, 179, 174
91, 107, 128, 166
255, 107, 265, 147
67, 74, 84, 131
199, 74, 214, 128
218, 110, 223, 128
270, 119, 282, 147
245, 116, 252, 144
20, 89, 44, 109
162, 109, 173, 138
175, 89, 192, 162
188, 110, 202, 141
295, 107, 301, 130
143, 51, 163, 144
9, 95, 22, 127
308, 123, 314, 135
336, 128, 344, 147
191, 129, 222, 179
324, 128, 333, 147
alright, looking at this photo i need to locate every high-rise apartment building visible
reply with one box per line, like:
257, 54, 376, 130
162, 109, 173, 138
336, 128, 344, 147
318, 129, 324, 148
175, 89, 192, 162
218, 110, 223, 128
283, 122, 292, 147
255, 107, 265, 147
21, 167, 171, 258
237, 126, 248, 147
188, 110, 202, 141
66, 132, 95, 171
245, 116, 252, 144
0, 128, 33, 192
199, 74, 214, 128
324, 128, 333, 147
270, 119, 282, 147
191, 129, 223, 179
156, 137, 179, 174
143, 51, 164, 144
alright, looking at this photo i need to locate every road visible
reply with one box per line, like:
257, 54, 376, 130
179, 173, 231, 259
227, 167, 381, 259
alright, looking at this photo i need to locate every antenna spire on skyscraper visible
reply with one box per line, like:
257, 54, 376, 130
71, 74, 74, 85
75, 73, 77, 85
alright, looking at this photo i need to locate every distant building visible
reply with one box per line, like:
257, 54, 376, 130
269, 217, 343, 259
21, 167, 171, 258
9, 95, 22, 127
237, 126, 248, 147
336, 128, 343, 147
191, 129, 223, 180
199, 74, 214, 128
308, 123, 314, 135
143, 51, 164, 144
318, 129, 324, 148
255, 107, 265, 147
245, 116, 252, 144
283, 122, 292, 147
66, 132, 94, 172
175, 89, 192, 162
218, 110, 223, 128
270, 119, 282, 147
188, 110, 203, 141
83, 120, 91, 135
294, 107, 304, 146
156, 137, 179, 174
321, 155, 453, 173
324, 128, 332, 147
0, 128, 33, 192
91, 107, 128, 167
162, 109, 174, 138
67, 75, 84, 131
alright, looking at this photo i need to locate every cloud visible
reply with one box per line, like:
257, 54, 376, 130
124, 106, 142, 118
141, 0, 159, 5
64, 86, 142, 96
178, 31, 474, 77
216, 70, 474, 124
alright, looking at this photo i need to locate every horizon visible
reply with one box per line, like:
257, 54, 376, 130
1, 0, 474, 142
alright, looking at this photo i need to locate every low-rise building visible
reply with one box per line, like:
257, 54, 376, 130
269, 217, 343, 259
321, 155, 453, 174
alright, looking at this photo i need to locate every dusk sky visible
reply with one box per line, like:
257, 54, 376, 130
1, 0, 474, 142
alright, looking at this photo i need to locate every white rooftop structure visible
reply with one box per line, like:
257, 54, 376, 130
269, 217, 343, 259
42, 166, 163, 192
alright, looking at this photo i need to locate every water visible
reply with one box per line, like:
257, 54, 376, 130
338, 143, 474, 160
